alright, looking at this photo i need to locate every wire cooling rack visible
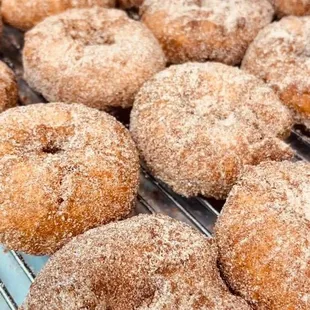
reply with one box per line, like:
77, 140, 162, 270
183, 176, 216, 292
0, 25, 309, 309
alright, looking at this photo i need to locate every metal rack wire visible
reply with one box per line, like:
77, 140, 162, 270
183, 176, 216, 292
0, 25, 309, 309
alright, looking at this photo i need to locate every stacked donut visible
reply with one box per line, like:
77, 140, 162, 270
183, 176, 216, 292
0, 0, 308, 309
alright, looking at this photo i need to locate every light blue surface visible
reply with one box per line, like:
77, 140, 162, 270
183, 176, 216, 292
0, 294, 11, 310
20, 253, 49, 276
0, 246, 49, 307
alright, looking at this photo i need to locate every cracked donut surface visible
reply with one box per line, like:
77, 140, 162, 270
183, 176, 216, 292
0, 102, 139, 255
21, 214, 251, 310
23, 7, 166, 110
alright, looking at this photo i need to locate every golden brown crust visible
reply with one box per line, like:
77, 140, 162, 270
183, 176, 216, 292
268, 0, 310, 17
140, 0, 274, 65
0, 102, 140, 255
242, 16, 310, 125
215, 161, 310, 309
0, 61, 18, 112
1, 0, 116, 30
22, 7, 166, 110
130, 62, 294, 199
21, 214, 251, 310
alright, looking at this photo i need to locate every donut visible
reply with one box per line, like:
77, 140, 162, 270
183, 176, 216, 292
0, 61, 18, 112
23, 7, 166, 110
1, 0, 116, 31
21, 214, 250, 310
130, 62, 294, 199
0, 103, 139, 255
242, 16, 310, 124
215, 161, 310, 309
268, 0, 310, 17
140, 0, 274, 65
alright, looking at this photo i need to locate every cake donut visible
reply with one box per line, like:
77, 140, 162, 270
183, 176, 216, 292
215, 161, 310, 309
1, 0, 116, 31
242, 16, 310, 124
140, 0, 274, 65
268, 0, 310, 17
130, 62, 293, 199
23, 7, 166, 110
21, 214, 250, 310
0, 103, 139, 255
0, 61, 18, 112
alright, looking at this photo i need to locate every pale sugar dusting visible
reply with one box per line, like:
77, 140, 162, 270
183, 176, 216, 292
23, 7, 166, 110
0, 103, 140, 255
21, 214, 250, 309
216, 160, 310, 309
130, 62, 294, 199
141, 0, 274, 64
1, 0, 116, 30
242, 16, 310, 125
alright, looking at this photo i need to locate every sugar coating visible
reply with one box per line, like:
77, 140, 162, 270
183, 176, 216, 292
21, 214, 251, 310
268, 0, 310, 17
215, 160, 310, 309
0, 61, 18, 112
140, 0, 274, 65
242, 16, 310, 125
1, 0, 116, 30
130, 62, 294, 199
23, 7, 166, 110
0, 103, 140, 255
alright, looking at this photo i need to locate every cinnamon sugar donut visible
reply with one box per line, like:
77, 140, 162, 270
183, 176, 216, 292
21, 214, 250, 310
268, 0, 310, 17
130, 62, 294, 199
215, 161, 310, 309
0, 103, 139, 255
23, 7, 166, 110
1, 0, 115, 31
140, 0, 274, 65
242, 16, 310, 124
0, 61, 18, 112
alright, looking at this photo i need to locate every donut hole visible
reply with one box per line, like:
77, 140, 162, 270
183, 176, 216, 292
63, 19, 115, 46
34, 125, 74, 156
42, 143, 63, 155
73, 32, 115, 46
70, 29, 115, 46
